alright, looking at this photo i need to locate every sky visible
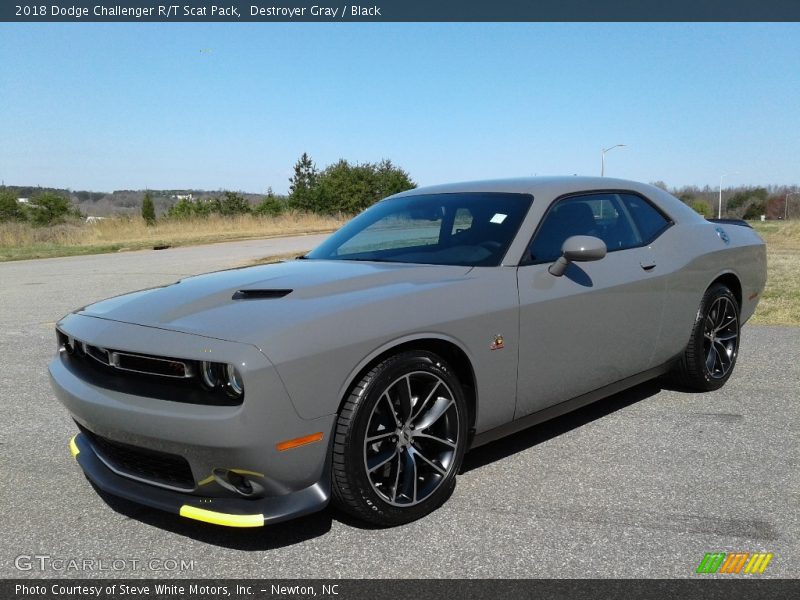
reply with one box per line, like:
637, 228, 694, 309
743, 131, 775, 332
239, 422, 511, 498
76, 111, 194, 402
1, 23, 798, 194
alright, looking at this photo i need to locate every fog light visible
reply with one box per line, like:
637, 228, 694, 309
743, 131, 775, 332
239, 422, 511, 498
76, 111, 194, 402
227, 471, 252, 495
211, 468, 262, 498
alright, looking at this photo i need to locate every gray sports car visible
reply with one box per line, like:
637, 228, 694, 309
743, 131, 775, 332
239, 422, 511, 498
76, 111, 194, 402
50, 177, 767, 527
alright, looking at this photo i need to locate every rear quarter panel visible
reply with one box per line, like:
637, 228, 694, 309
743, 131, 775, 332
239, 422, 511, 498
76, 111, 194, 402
654, 221, 766, 363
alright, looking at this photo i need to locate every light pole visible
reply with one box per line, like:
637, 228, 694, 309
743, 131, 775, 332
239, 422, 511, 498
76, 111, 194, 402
786, 191, 799, 220
718, 172, 737, 219
601, 144, 626, 176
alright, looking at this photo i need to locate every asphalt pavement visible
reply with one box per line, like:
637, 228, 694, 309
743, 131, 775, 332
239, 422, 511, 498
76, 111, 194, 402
0, 236, 797, 579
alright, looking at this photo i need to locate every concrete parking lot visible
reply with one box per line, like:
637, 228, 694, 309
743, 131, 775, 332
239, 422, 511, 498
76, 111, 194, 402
0, 237, 797, 578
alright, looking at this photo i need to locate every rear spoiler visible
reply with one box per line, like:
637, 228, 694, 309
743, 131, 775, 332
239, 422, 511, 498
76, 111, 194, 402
707, 218, 752, 228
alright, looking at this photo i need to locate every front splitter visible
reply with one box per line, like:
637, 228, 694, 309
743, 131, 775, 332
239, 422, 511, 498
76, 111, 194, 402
68, 433, 330, 528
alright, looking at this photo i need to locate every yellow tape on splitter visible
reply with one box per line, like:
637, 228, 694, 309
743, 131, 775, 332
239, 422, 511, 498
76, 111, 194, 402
69, 435, 80, 458
179, 505, 263, 528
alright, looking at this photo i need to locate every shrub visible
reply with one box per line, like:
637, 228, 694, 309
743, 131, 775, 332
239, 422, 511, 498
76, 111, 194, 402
690, 200, 712, 218
0, 189, 25, 222
142, 192, 156, 226
28, 192, 77, 226
255, 189, 285, 217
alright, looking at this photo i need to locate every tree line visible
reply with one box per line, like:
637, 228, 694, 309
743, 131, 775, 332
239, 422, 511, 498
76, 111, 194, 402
165, 190, 283, 220
3, 160, 796, 226
287, 154, 415, 214
0, 154, 415, 227
164, 154, 415, 221
651, 181, 797, 220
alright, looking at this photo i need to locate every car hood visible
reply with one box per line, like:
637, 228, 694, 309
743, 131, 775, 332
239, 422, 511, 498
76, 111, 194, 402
77, 259, 473, 346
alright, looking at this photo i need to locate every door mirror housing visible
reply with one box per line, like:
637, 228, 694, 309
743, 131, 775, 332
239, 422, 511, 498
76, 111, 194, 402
548, 235, 607, 277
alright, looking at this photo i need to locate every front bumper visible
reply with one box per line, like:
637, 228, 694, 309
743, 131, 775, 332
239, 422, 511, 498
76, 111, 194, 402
51, 314, 336, 527
69, 433, 329, 527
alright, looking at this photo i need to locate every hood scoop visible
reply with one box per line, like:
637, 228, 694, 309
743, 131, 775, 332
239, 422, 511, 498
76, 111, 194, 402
232, 289, 293, 300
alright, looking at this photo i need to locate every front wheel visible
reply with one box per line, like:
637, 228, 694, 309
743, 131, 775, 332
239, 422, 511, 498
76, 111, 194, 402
331, 350, 468, 526
672, 283, 740, 391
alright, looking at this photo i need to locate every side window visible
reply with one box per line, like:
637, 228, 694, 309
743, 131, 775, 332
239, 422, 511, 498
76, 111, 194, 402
527, 192, 671, 263
528, 194, 636, 263
620, 193, 671, 243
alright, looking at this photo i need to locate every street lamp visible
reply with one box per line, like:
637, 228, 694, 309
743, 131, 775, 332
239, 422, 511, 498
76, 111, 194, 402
718, 172, 738, 219
786, 191, 799, 220
601, 144, 626, 176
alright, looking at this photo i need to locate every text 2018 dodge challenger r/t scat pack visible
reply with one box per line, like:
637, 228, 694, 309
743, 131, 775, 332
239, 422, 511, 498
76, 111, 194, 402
50, 177, 766, 527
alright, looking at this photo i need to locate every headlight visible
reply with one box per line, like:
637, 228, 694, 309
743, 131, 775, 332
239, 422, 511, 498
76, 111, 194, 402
226, 364, 244, 396
201, 361, 222, 388
200, 361, 244, 399
56, 329, 76, 354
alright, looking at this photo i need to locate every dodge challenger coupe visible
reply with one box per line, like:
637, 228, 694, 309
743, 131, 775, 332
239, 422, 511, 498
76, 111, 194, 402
50, 177, 767, 527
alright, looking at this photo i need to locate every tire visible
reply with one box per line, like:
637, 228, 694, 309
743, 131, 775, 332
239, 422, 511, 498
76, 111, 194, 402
672, 283, 741, 391
331, 350, 468, 526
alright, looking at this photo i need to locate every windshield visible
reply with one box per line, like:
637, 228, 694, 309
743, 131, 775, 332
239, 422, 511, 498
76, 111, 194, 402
306, 192, 533, 266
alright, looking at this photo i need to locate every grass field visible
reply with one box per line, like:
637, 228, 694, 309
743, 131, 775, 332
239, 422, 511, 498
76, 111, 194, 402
0, 213, 346, 261
750, 221, 800, 326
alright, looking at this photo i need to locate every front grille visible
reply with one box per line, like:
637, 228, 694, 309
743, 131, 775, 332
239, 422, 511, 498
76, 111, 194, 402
77, 338, 193, 380
79, 425, 195, 491
112, 351, 194, 378
84, 343, 111, 366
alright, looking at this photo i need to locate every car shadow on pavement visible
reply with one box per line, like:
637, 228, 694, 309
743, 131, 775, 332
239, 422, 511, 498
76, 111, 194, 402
461, 379, 663, 473
92, 379, 664, 548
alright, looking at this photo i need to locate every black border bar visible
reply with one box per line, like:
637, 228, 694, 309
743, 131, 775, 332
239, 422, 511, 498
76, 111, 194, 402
4, 579, 800, 600
3, 1, 800, 22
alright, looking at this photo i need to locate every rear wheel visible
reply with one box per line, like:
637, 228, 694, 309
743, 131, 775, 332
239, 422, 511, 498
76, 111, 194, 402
672, 283, 740, 391
331, 351, 468, 526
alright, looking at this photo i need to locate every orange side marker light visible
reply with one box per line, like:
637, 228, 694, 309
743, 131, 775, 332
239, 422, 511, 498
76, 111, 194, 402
276, 432, 324, 452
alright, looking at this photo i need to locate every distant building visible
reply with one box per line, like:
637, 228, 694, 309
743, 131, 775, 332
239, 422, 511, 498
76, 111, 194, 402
175, 194, 193, 201
17, 197, 29, 204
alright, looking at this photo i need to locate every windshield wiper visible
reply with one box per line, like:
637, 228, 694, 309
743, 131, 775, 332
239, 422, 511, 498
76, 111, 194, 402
337, 257, 395, 263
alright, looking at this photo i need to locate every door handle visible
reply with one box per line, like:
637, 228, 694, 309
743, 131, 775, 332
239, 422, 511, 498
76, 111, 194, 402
640, 260, 656, 271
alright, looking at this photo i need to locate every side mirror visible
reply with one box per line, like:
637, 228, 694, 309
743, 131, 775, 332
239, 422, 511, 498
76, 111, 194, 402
548, 235, 607, 277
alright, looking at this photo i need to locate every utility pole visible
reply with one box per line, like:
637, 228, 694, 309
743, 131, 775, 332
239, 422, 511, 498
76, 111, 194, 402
786, 191, 799, 220
601, 144, 626, 176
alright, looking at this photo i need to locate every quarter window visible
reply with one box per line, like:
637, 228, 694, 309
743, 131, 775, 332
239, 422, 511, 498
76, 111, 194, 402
620, 193, 671, 243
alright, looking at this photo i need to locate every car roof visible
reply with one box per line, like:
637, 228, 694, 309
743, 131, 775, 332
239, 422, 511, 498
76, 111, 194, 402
388, 176, 703, 223
391, 176, 657, 198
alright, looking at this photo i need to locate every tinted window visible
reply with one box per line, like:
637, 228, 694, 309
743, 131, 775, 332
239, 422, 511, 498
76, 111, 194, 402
621, 193, 671, 242
529, 194, 635, 263
307, 192, 532, 267
527, 192, 670, 263
337, 213, 441, 255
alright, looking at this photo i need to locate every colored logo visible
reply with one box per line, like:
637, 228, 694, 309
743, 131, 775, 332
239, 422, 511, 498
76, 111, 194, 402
696, 552, 773, 574
490, 334, 505, 351
715, 226, 731, 245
